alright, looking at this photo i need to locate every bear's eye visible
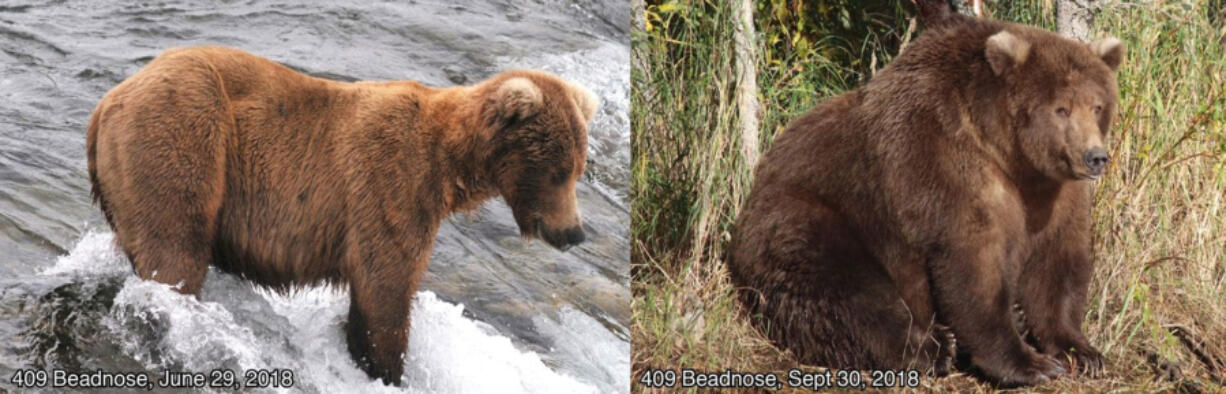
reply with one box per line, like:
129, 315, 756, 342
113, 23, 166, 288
1055, 107, 1070, 117
1092, 105, 1103, 114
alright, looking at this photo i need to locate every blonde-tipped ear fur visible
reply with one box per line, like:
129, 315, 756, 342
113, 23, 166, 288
985, 30, 1031, 76
569, 83, 599, 122
496, 77, 543, 120
1090, 37, 1124, 71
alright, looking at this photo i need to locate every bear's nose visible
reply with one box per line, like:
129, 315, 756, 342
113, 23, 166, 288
1084, 147, 1109, 175
564, 226, 586, 246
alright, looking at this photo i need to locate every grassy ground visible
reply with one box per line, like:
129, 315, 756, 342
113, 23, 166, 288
631, 0, 1226, 391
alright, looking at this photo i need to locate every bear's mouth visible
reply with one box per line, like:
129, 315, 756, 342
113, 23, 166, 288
1075, 168, 1103, 181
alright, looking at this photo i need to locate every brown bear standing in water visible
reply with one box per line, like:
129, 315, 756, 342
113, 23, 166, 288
86, 46, 598, 385
728, 13, 1123, 387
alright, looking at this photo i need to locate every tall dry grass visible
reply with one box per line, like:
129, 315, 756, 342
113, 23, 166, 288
632, 0, 1225, 391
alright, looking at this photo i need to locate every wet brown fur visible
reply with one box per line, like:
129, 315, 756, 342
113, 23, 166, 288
86, 46, 597, 385
728, 15, 1122, 387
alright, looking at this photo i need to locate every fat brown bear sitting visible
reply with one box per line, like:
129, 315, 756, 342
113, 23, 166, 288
728, 14, 1123, 387
86, 46, 598, 385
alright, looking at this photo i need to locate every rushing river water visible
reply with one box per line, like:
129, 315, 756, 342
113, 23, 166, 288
0, 1, 629, 392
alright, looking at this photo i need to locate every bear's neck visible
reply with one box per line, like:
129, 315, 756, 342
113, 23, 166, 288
958, 75, 1051, 187
420, 86, 500, 213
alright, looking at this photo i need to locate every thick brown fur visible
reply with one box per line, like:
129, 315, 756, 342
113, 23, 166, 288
86, 46, 598, 385
728, 14, 1123, 387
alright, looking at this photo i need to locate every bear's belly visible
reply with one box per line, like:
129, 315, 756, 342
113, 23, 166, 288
210, 166, 350, 289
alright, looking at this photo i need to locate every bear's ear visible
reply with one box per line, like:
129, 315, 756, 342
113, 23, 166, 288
568, 82, 599, 122
490, 77, 543, 126
1090, 37, 1124, 71
985, 30, 1031, 76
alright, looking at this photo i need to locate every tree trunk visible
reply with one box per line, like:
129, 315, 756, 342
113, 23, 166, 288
1057, 0, 1099, 41
733, 0, 760, 168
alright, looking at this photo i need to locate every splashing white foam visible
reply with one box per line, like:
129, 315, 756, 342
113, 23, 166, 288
111, 277, 268, 372
41, 230, 127, 276
533, 307, 630, 391
42, 232, 602, 393
262, 288, 597, 394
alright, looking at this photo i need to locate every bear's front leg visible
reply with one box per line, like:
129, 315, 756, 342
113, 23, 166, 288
345, 277, 412, 385
343, 242, 427, 386
925, 230, 1065, 387
338, 136, 437, 386
1018, 198, 1104, 376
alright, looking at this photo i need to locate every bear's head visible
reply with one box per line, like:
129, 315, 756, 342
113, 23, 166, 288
480, 71, 598, 251
984, 28, 1124, 180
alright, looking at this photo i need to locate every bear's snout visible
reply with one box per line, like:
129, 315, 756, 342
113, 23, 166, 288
1084, 147, 1109, 177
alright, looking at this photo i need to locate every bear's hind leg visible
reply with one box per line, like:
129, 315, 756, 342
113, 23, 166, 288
100, 65, 229, 296
129, 239, 213, 295
731, 196, 944, 372
118, 152, 219, 295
